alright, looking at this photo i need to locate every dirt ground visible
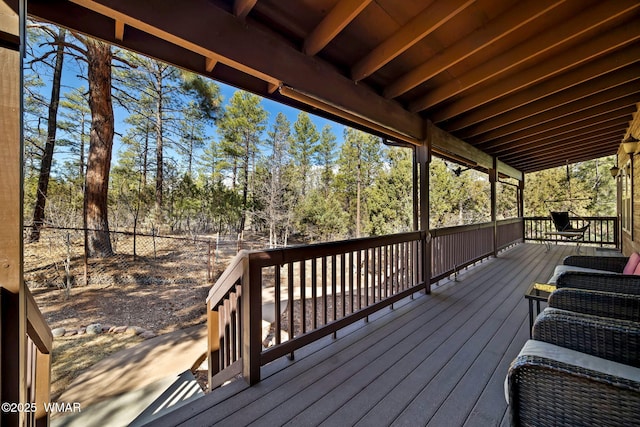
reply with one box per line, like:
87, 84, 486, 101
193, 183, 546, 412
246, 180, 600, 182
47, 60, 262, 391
25, 231, 244, 399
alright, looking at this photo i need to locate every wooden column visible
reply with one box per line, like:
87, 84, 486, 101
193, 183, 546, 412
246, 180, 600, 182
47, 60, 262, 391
417, 126, 431, 293
241, 255, 262, 385
489, 158, 498, 257
0, 0, 26, 425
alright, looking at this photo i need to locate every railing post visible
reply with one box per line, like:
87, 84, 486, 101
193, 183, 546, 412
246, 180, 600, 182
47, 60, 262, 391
489, 160, 498, 257
241, 255, 262, 385
207, 299, 220, 392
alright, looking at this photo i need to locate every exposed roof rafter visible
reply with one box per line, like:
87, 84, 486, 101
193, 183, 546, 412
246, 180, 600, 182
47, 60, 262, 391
303, 0, 373, 56
351, 0, 475, 81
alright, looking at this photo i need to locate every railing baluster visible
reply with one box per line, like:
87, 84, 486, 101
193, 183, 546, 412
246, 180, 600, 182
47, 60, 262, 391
331, 255, 337, 323
288, 262, 294, 342
341, 253, 346, 317
358, 249, 363, 309
322, 256, 328, 326
349, 251, 355, 312
275, 266, 281, 345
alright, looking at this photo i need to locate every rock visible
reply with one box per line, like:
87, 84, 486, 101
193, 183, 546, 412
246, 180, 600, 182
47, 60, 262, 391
139, 331, 156, 339
86, 323, 102, 335
112, 326, 128, 333
77, 327, 86, 335
64, 330, 77, 337
51, 327, 66, 337
126, 326, 144, 335
108, 326, 117, 333
102, 325, 113, 333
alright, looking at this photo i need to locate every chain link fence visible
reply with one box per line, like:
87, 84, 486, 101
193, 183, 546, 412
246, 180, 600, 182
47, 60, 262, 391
23, 226, 262, 291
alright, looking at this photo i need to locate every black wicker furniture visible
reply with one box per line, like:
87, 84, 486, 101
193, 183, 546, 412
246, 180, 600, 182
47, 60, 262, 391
508, 308, 640, 426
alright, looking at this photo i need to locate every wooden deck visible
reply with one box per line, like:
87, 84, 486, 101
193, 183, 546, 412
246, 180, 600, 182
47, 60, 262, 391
157, 243, 591, 426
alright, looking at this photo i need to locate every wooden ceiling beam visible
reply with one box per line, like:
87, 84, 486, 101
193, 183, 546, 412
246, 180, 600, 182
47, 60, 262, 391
61, 0, 424, 142
234, 0, 257, 19
459, 78, 640, 140
303, 0, 373, 56
443, 46, 640, 131
494, 120, 629, 159
514, 140, 621, 167
516, 141, 621, 170
115, 19, 124, 41
351, 0, 475, 82
427, 19, 640, 120
471, 90, 640, 145
506, 143, 622, 170
520, 148, 620, 172
383, 0, 565, 99
409, 0, 640, 113
477, 103, 638, 149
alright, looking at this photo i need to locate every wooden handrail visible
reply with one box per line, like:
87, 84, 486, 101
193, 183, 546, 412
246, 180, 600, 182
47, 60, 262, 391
25, 287, 52, 427
26, 288, 52, 355
206, 221, 530, 388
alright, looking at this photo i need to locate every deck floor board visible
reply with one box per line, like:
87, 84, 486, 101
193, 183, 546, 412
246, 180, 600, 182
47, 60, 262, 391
158, 243, 584, 427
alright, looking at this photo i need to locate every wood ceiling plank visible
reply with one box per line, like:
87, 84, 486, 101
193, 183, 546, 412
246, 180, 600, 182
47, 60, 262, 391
427, 19, 640, 121
304, 0, 373, 56
408, 0, 640, 113
65, 0, 424, 141
458, 77, 640, 139
351, 0, 475, 81
442, 46, 640, 131
511, 137, 621, 164
383, 0, 565, 99
477, 102, 638, 149
234, 0, 257, 19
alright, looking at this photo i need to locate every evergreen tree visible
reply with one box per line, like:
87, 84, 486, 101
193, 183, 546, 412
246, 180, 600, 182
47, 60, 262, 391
27, 25, 66, 241
316, 124, 337, 193
367, 148, 413, 235
291, 112, 320, 196
335, 129, 382, 238
255, 112, 294, 246
216, 91, 267, 231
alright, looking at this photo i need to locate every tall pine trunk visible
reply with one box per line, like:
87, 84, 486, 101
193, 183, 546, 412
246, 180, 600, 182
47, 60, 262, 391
84, 39, 114, 257
29, 28, 66, 242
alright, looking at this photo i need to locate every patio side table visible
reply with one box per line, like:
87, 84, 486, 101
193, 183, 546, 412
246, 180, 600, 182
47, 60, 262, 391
524, 282, 556, 337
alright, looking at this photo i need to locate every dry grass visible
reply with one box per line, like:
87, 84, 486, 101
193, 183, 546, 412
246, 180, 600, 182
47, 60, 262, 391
50, 333, 144, 401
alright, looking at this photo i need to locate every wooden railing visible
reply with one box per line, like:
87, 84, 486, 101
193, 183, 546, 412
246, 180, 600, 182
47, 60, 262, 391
207, 219, 525, 388
430, 218, 524, 282
524, 216, 618, 248
26, 287, 52, 427
206, 231, 428, 388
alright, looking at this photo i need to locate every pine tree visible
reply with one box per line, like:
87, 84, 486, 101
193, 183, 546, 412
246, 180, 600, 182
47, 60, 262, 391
291, 112, 320, 196
316, 124, 337, 193
216, 91, 267, 231
27, 25, 66, 242
335, 128, 382, 238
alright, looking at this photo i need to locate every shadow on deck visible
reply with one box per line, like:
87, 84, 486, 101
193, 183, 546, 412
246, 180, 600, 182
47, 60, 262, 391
155, 243, 591, 426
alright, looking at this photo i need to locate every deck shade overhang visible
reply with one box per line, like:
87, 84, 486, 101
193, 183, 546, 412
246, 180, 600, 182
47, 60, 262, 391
27, 0, 640, 174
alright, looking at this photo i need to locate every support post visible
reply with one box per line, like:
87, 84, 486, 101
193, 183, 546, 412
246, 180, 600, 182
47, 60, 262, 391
417, 124, 432, 293
241, 256, 262, 385
0, 1, 27, 425
207, 299, 220, 391
490, 158, 498, 257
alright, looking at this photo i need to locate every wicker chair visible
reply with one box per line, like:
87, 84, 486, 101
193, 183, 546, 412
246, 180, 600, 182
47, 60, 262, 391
508, 308, 640, 426
548, 288, 640, 322
562, 255, 628, 273
556, 271, 640, 295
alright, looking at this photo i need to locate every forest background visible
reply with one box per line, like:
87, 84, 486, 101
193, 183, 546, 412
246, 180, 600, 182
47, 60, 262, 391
23, 22, 617, 254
